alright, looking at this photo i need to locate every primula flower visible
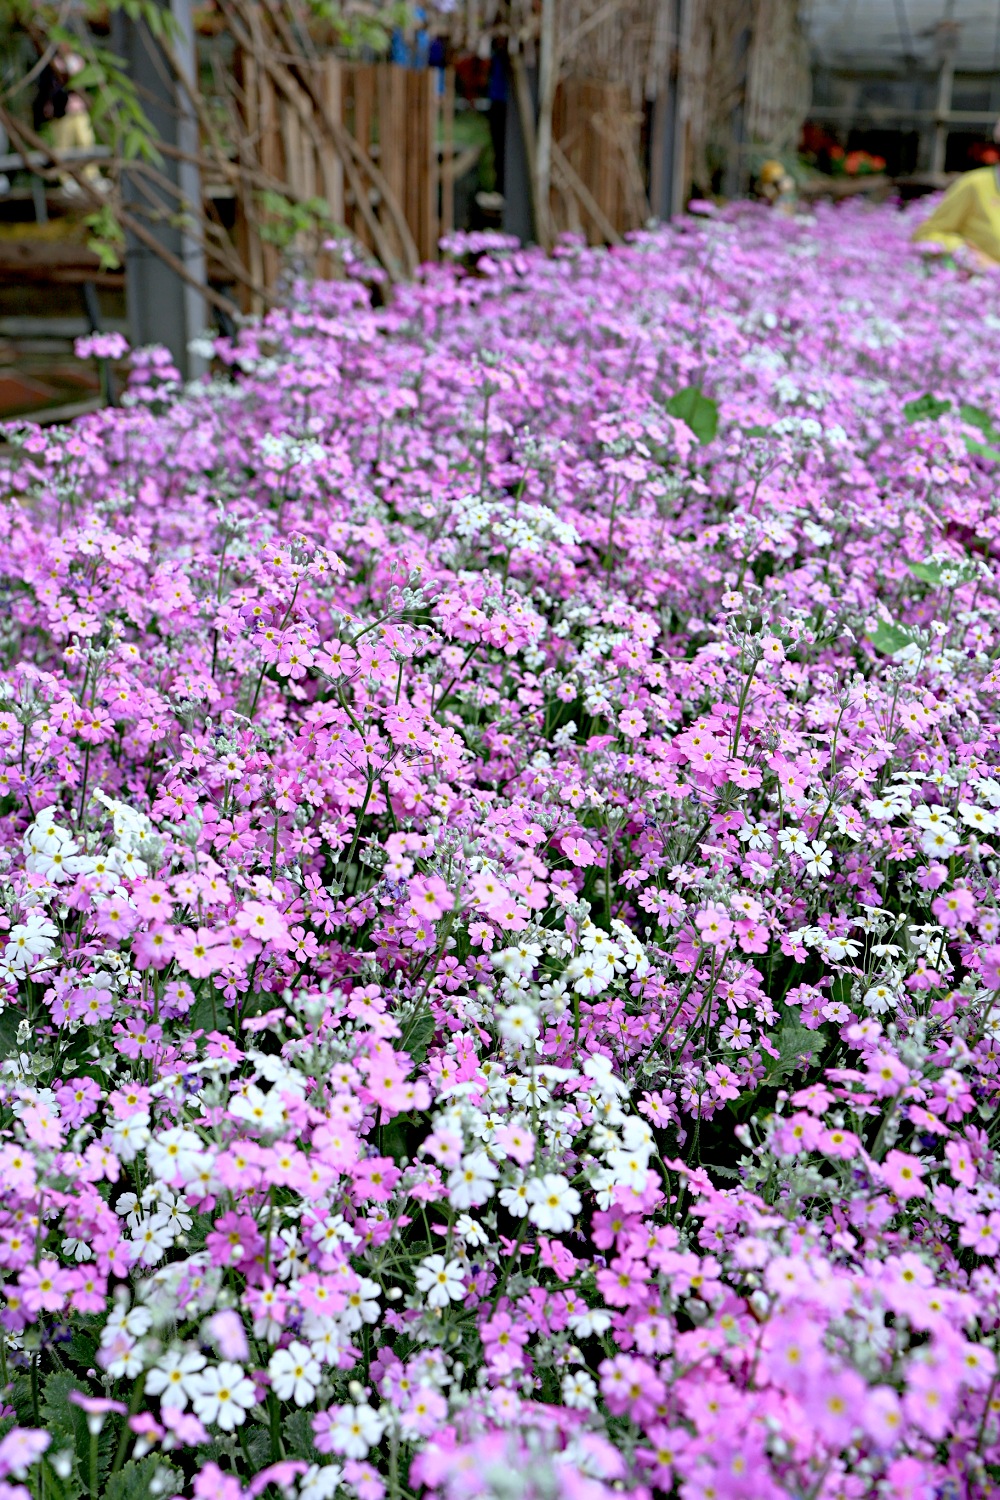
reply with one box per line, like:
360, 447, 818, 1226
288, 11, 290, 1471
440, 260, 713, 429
414, 1255, 465, 1308
882, 1149, 928, 1200
188, 1361, 257, 1430
269, 1341, 321, 1406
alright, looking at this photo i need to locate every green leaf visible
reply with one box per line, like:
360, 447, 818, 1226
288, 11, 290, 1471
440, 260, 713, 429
401, 1007, 435, 1064
186, 991, 222, 1034
0, 1009, 20, 1063
40, 1371, 114, 1480
903, 393, 951, 422
963, 435, 1000, 464
867, 620, 917, 655
741, 423, 771, 437
283, 1408, 323, 1460
665, 386, 719, 445
959, 402, 1000, 441
105, 1458, 183, 1500
768, 1022, 821, 1082
908, 560, 945, 586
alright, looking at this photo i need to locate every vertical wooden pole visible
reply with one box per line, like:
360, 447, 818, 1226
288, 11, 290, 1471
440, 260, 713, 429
440, 66, 455, 242
321, 56, 345, 225
422, 68, 436, 261
671, 0, 691, 216
258, 66, 283, 289
535, 0, 557, 247
234, 46, 265, 315
358, 63, 377, 252
379, 63, 406, 240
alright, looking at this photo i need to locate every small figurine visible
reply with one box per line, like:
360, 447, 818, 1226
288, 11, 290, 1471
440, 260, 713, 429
757, 159, 797, 215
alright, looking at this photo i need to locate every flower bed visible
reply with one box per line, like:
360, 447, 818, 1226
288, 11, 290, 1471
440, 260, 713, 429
0, 203, 999, 1500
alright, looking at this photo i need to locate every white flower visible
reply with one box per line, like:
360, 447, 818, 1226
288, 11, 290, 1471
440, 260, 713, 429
622, 1117, 654, 1153
579, 924, 623, 961
738, 821, 773, 850
959, 800, 997, 834
834, 807, 864, 842
920, 825, 960, 857
323, 1402, 384, 1458
23, 808, 70, 857
144, 1347, 206, 1409
455, 1215, 489, 1246
566, 1307, 612, 1338
525, 1172, 581, 1232
269, 1341, 321, 1406
912, 803, 954, 829
5, 914, 57, 964
565, 952, 614, 996
777, 826, 809, 855
414, 1254, 465, 1308
447, 1150, 498, 1209
498, 1176, 530, 1218
189, 1361, 257, 1430
300, 1464, 343, 1500
864, 982, 898, 1015
341, 1276, 381, 1332
129, 1214, 174, 1266
804, 841, 832, 878
497, 1005, 540, 1045
610, 919, 649, 975
229, 1084, 285, 1134
111, 1111, 151, 1163
102, 1334, 143, 1379
310, 1327, 343, 1366
146, 1127, 204, 1182
100, 1301, 151, 1347
562, 1370, 597, 1409
816, 933, 860, 961
605, 1144, 650, 1192
865, 795, 906, 822
582, 1053, 627, 1098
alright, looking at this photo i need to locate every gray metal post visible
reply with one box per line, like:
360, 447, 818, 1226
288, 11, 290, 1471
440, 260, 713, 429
649, 0, 680, 220
502, 59, 536, 244
930, 16, 959, 176
117, 0, 206, 378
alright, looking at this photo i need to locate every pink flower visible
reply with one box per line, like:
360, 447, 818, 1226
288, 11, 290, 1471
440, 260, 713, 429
398, 1386, 448, 1438
207, 1308, 250, 1361
980, 943, 1000, 988
174, 927, 225, 978
695, 904, 732, 945
316, 639, 358, 679
54, 1077, 101, 1125
882, 1457, 936, 1500
561, 835, 599, 867
931, 886, 976, 929
945, 1137, 978, 1187
882, 1149, 927, 1201
236, 902, 292, 950
20, 1104, 62, 1148
162, 1405, 210, 1446
18, 1260, 75, 1314
407, 875, 454, 920
0, 1426, 50, 1480
193, 1462, 245, 1500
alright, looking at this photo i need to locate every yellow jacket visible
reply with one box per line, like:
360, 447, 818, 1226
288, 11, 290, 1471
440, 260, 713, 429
912, 166, 1000, 263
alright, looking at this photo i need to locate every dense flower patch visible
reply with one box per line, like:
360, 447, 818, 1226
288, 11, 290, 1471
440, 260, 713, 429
0, 200, 999, 1499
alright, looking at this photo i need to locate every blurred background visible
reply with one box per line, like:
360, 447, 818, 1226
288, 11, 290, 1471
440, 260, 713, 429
0, 0, 994, 418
